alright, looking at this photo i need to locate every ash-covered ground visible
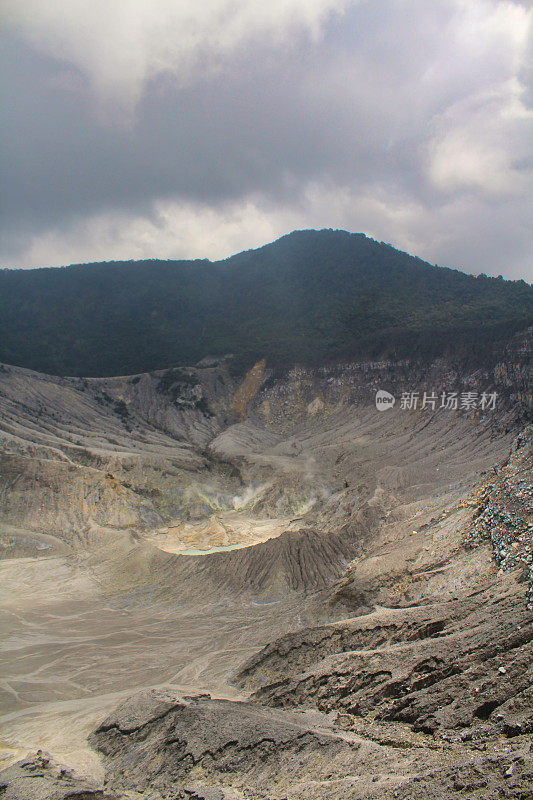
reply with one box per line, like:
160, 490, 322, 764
0, 352, 531, 799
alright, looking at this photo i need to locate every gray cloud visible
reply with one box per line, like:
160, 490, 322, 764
1, 0, 531, 279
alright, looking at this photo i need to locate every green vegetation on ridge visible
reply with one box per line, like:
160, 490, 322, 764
0, 229, 531, 376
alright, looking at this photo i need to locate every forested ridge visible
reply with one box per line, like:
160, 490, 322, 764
1, 229, 531, 376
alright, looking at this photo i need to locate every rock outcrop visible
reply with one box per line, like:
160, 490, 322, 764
89, 690, 365, 800
0, 751, 111, 799
237, 588, 533, 738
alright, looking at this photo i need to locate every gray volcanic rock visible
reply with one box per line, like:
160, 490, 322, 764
89, 690, 365, 799
89, 682, 533, 800
238, 589, 533, 738
464, 425, 533, 605
384, 746, 533, 800
236, 605, 453, 692
0, 750, 112, 799
192, 525, 363, 596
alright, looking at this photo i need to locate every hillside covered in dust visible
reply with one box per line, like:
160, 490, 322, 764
0, 317, 531, 799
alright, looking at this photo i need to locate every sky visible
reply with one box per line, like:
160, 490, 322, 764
1, 0, 532, 279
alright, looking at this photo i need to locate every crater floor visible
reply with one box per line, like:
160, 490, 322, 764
0, 361, 531, 799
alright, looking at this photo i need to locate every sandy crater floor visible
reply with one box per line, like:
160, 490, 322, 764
0, 537, 305, 779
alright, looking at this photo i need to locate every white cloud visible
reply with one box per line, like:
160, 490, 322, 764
427, 78, 533, 194
0, 182, 432, 270
424, 1, 532, 195
2, 0, 532, 278
9, 181, 531, 280
451, 0, 531, 56
3, 0, 352, 107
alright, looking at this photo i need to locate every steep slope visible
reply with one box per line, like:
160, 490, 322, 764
1, 229, 532, 376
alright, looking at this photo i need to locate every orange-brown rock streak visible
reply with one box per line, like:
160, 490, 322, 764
232, 358, 266, 420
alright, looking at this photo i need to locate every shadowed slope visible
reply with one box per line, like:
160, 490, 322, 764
1, 229, 531, 376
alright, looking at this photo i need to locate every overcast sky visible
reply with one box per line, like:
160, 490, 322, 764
1, 0, 532, 279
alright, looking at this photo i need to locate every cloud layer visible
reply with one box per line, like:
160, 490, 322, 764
1, 0, 532, 278
3, 0, 350, 105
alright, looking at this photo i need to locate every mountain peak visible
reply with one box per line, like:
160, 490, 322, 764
0, 231, 531, 376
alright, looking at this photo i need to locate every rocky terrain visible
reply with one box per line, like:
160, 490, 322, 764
0, 341, 531, 798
